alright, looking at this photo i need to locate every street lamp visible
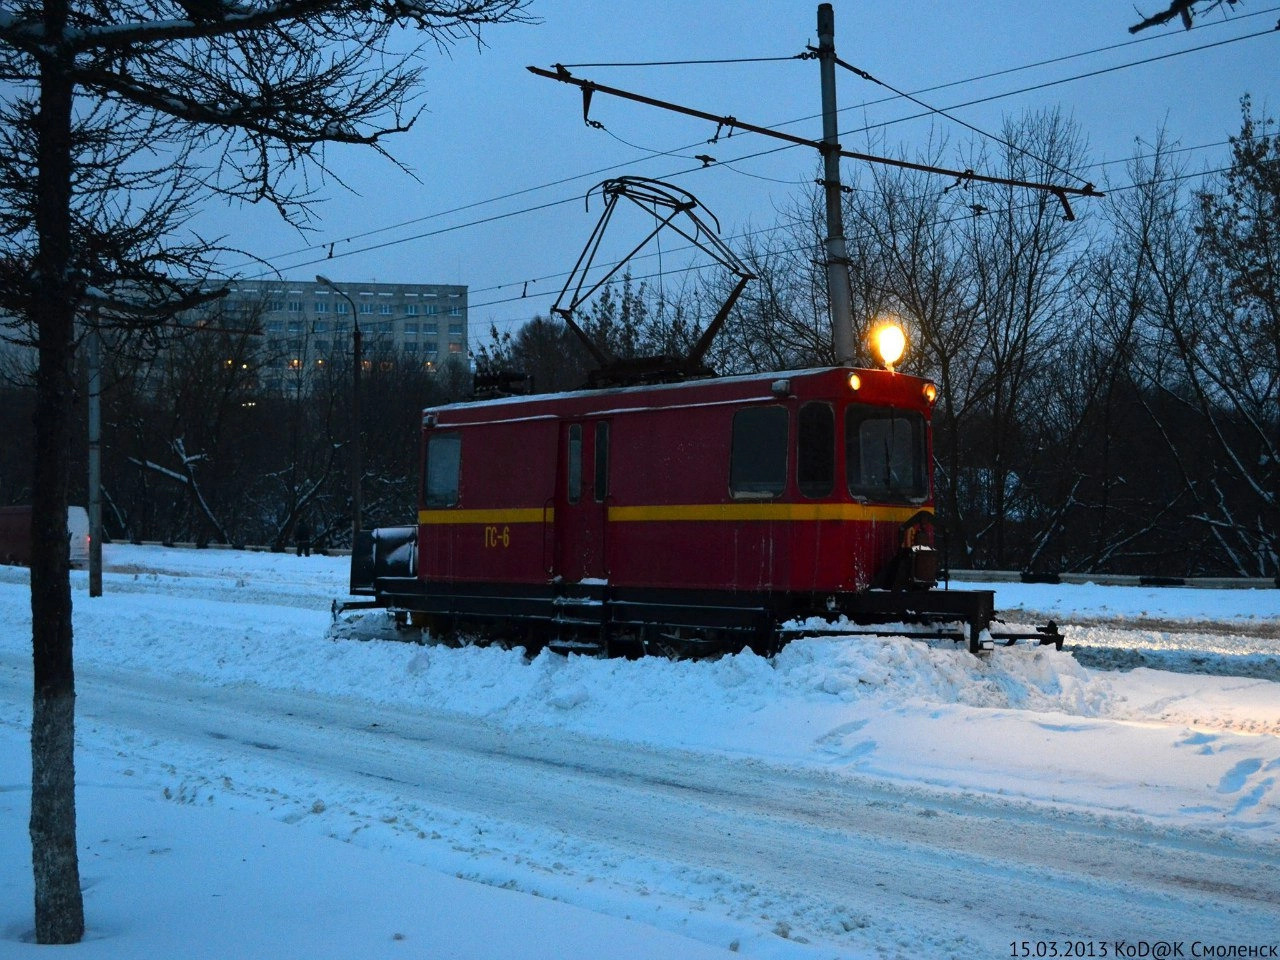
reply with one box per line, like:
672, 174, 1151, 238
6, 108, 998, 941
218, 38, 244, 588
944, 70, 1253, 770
316, 274, 363, 541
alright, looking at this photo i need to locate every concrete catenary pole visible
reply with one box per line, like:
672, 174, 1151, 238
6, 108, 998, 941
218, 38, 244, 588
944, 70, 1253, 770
817, 3, 856, 364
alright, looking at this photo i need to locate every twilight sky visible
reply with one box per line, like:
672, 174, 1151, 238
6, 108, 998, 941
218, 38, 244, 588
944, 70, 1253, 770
204, 0, 1280, 335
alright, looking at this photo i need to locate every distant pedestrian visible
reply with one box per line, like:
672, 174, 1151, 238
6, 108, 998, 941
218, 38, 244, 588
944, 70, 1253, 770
295, 517, 312, 557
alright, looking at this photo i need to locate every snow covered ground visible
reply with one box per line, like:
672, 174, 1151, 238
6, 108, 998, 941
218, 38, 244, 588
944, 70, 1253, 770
0, 545, 1277, 959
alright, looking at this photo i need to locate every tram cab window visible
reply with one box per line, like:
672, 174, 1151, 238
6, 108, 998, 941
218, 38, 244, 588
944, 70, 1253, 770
845, 408, 927, 503
424, 432, 461, 507
797, 402, 835, 498
730, 406, 788, 498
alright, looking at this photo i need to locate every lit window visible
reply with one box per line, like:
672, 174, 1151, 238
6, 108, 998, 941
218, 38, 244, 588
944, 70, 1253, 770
448, 342, 463, 353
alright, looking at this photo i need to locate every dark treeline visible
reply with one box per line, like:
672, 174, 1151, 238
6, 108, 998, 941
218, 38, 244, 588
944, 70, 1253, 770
0, 328, 472, 551
1, 103, 1275, 576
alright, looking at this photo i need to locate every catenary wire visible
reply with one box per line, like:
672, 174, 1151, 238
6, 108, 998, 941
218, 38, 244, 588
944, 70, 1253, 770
244, 9, 1277, 277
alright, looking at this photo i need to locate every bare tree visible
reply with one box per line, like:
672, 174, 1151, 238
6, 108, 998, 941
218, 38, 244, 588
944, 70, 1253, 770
1128, 0, 1242, 33
0, 0, 530, 942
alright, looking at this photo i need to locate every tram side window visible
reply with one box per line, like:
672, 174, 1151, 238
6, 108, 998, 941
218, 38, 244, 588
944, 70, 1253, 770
730, 406, 788, 498
797, 402, 835, 498
845, 409, 927, 503
567, 424, 583, 504
424, 433, 461, 507
594, 422, 610, 502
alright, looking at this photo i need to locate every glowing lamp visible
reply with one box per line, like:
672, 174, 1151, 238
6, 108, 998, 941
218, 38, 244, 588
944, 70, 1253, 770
847, 373, 862, 391
870, 322, 907, 370
922, 382, 938, 404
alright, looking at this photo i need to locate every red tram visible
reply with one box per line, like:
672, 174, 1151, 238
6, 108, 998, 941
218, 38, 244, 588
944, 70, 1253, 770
347, 362, 1061, 655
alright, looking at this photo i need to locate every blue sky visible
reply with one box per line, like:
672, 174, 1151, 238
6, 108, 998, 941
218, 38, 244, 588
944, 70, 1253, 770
210, 0, 1280, 336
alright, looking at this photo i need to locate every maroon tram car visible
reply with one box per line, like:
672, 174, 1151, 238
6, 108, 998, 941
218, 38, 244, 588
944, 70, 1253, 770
347, 364, 1062, 656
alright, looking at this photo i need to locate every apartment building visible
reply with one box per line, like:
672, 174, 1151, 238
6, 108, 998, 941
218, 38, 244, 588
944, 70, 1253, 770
221, 278, 468, 392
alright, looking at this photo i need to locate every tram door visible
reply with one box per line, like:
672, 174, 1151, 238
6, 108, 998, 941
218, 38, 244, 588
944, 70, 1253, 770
554, 420, 610, 582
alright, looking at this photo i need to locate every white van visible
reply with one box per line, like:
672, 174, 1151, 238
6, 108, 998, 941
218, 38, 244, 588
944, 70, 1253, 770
67, 506, 90, 567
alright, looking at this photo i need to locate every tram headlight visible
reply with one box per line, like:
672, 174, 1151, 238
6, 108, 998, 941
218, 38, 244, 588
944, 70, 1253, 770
870, 321, 907, 371
923, 382, 938, 404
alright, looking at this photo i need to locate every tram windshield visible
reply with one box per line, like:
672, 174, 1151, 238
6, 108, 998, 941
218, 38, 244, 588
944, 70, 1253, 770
845, 408, 928, 503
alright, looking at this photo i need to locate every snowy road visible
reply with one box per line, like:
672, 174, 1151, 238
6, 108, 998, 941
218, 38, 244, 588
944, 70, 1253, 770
2, 653, 1276, 958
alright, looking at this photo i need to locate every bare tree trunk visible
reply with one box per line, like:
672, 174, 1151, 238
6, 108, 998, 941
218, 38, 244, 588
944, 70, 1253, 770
29, 8, 85, 942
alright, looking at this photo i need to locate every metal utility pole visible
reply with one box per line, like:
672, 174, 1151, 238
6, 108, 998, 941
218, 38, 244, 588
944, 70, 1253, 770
817, 3, 856, 365
316, 275, 362, 540
87, 321, 102, 597
531, 3, 1102, 362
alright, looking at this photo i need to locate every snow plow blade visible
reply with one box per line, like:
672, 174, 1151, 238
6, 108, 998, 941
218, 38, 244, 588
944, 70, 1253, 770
988, 621, 1064, 651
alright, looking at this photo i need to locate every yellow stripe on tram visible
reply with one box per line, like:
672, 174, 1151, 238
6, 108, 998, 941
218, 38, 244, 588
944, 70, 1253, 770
418, 508, 552, 525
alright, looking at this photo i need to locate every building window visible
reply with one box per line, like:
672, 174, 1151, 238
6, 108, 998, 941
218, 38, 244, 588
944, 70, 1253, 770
314, 301, 329, 313
379, 303, 393, 315
448, 323, 464, 337
358, 302, 374, 315
404, 304, 419, 316
334, 302, 349, 315
287, 301, 304, 312
424, 343, 439, 355
404, 343, 418, 354
730, 406, 788, 499
265, 320, 284, 333
448, 342, 463, 353
426, 305, 439, 316
287, 320, 302, 333
448, 306, 463, 317
313, 321, 328, 333
404, 322, 419, 335
422, 322, 438, 336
